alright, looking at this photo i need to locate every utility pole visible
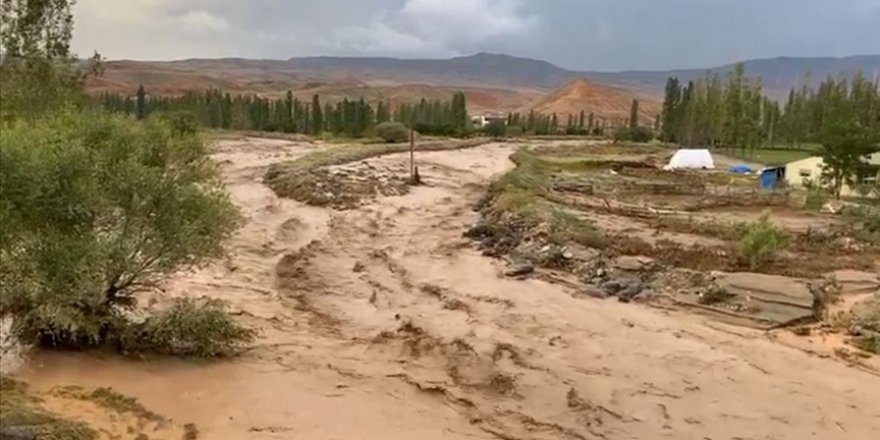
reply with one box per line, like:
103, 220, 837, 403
409, 126, 415, 182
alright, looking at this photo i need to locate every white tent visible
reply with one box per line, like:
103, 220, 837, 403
663, 149, 715, 170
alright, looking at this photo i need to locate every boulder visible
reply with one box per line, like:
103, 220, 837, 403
505, 264, 535, 277
611, 256, 656, 272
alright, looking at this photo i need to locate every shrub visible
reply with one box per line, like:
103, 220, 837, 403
120, 299, 256, 357
803, 187, 829, 211
738, 212, 788, 270
153, 110, 200, 136
483, 120, 507, 138
613, 126, 654, 143
0, 110, 248, 355
506, 125, 524, 137
375, 122, 411, 143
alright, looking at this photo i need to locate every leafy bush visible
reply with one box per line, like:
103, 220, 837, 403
738, 212, 788, 270
120, 299, 256, 357
612, 126, 654, 142
803, 186, 829, 211
375, 121, 411, 143
0, 110, 247, 355
483, 120, 507, 138
506, 125, 524, 137
153, 110, 200, 136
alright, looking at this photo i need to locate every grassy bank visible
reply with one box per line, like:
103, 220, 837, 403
0, 377, 95, 440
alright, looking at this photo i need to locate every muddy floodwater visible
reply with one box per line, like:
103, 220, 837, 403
11, 138, 880, 439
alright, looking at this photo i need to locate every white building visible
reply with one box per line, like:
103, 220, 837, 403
785, 152, 880, 197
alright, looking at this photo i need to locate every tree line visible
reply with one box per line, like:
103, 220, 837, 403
93, 87, 471, 137
660, 64, 880, 153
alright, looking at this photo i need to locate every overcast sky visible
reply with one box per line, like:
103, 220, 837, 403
71, 0, 880, 71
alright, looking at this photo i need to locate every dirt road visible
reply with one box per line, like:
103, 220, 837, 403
16, 138, 880, 439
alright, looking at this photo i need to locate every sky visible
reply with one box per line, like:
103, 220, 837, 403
71, 0, 880, 71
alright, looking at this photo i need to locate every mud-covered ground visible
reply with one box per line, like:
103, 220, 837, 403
7, 138, 880, 439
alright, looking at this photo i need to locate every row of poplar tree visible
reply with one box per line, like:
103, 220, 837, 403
93, 87, 471, 137
660, 64, 880, 151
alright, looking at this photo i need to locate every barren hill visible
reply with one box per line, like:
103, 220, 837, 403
528, 78, 661, 125
86, 53, 880, 113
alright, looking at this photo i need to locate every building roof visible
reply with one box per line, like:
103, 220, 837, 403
787, 152, 880, 167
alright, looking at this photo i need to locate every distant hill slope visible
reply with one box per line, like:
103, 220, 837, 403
528, 78, 661, 124
87, 53, 880, 111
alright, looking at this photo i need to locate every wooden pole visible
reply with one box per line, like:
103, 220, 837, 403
409, 127, 415, 182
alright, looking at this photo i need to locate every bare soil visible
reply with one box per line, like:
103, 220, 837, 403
7, 138, 880, 440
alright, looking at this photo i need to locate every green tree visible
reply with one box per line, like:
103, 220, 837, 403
135, 84, 147, 120
820, 120, 877, 198
0, 0, 100, 120
660, 77, 682, 142
376, 101, 390, 124
0, 111, 248, 353
311, 94, 323, 134
629, 99, 639, 130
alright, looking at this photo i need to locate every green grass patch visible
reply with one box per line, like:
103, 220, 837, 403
0, 377, 96, 440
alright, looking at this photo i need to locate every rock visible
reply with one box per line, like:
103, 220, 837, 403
352, 262, 366, 273
580, 285, 609, 299
601, 281, 625, 294
612, 256, 655, 272
821, 200, 846, 214
596, 268, 607, 278
563, 250, 574, 260
618, 282, 645, 301
0, 426, 38, 440
505, 264, 535, 277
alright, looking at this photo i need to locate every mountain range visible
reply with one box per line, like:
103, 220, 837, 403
86, 53, 880, 119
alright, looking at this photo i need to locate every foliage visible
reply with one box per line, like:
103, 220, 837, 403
803, 186, 830, 211
0, 111, 245, 353
94, 88, 471, 138
817, 83, 879, 198
483, 120, 507, 138
0, 377, 96, 440
660, 67, 880, 164
629, 99, 640, 130
375, 121, 410, 143
613, 126, 654, 143
0, 0, 101, 121
506, 125, 524, 137
120, 298, 257, 357
738, 212, 789, 270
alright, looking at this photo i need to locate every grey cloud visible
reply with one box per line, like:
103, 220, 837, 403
72, 0, 880, 69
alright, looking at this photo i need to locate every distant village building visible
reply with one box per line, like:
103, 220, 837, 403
784, 152, 880, 197
471, 113, 507, 128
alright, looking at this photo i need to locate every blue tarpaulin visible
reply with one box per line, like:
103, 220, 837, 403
728, 164, 753, 174
760, 167, 785, 189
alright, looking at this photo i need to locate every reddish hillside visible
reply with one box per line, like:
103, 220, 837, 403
528, 78, 661, 125
86, 61, 541, 114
